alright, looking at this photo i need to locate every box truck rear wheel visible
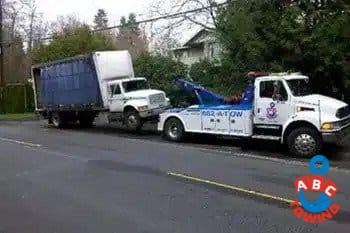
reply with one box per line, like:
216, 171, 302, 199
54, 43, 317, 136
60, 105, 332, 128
78, 112, 95, 128
51, 112, 65, 128
287, 127, 321, 157
124, 110, 142, 131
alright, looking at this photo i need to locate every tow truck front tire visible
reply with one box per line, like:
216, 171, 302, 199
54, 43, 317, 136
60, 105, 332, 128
287, 127, 321, 157
164, 118, 185, 142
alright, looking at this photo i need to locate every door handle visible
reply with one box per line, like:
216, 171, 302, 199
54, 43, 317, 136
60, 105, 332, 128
210, 119, 215, 122
217, 119, 220, 123
257, 108, 261, 113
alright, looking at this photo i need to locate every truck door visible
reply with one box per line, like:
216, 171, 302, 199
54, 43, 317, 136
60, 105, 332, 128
215, 110, 230, 133
201, 109, 216, 132
108, 84, 124, 112
254, 80, 291, 127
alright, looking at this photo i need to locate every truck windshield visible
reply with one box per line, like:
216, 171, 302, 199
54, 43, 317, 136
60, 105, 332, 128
122, 80, 150, 93
287, 79, 312, 96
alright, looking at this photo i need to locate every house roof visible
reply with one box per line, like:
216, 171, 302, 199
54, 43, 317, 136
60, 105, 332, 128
183, 29, 212, 47
172, 28, 215, 52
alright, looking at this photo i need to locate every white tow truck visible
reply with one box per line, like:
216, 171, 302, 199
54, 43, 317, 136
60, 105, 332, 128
158, 72, 350, 157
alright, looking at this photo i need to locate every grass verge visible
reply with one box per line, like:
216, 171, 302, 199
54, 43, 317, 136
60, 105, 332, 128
0, 113, 37, 121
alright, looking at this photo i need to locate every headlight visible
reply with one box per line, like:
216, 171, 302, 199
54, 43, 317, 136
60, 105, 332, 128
321, 122, 334, 130
321, 122, 342, 131
137, 106, 149, 111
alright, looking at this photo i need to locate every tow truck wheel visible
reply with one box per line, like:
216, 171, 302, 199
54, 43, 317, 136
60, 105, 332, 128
164, 118, 185, 142
287, 127, 321, 157
125, 109, 142, 131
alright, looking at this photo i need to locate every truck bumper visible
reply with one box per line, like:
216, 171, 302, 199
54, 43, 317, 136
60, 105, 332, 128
139, 107, 168, 118
322, 124, 350, 145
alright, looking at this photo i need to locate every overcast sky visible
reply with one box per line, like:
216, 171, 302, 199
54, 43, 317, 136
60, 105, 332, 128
36, 0, 154, 25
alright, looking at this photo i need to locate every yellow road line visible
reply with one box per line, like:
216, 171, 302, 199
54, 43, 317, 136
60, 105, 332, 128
0, 137, 41, 148
168, 172, 294, 204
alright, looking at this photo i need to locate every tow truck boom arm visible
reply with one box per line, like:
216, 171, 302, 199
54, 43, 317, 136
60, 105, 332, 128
174, 76, 224, 105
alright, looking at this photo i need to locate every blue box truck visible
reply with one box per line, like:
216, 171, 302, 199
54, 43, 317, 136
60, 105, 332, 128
32, 51, 169, 130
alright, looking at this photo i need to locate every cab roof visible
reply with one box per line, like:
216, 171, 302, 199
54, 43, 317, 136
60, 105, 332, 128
255, 73, 309, 82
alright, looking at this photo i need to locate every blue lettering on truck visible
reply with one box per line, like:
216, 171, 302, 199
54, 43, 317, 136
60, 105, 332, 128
202, 111, 215, 116
202, 110, 243, 117
230, 111, 243, 118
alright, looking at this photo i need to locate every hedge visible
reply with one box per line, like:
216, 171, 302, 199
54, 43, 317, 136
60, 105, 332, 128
0, 83, 34, 114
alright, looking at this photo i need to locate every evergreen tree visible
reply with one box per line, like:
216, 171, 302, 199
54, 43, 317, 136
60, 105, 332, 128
116, 13, 148, 58
94, 9, 109, 30
216, 0, 350, 99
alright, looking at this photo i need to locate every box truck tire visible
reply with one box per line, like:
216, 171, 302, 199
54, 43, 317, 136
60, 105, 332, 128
124, 110, 142, 131
51, 112, 66, 128
287, 127, 321, 157
78, 112, 95, 128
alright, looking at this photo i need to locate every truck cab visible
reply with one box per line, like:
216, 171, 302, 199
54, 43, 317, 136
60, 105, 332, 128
158, 73, 350, 157
106, 77, 169, 130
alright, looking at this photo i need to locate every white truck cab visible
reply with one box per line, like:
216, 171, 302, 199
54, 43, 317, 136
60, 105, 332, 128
158, 73, 350, 157
92, 51, 170, 130
106, 77, 169, 130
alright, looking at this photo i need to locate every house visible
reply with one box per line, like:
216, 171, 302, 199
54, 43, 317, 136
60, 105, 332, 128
172, 29, 221, 66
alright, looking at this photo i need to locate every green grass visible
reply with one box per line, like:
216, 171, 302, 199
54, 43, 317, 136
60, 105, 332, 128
0, 113, 37, 121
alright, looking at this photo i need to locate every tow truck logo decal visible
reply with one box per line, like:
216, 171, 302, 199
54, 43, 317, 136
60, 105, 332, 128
290, 155, 340, 223
266, 102, 278, 119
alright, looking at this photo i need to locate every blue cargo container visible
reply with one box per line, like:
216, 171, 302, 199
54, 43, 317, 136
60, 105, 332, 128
32, 55, 103, 111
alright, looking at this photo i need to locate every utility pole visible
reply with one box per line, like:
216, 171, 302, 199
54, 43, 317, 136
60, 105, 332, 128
0, 0, 4, 87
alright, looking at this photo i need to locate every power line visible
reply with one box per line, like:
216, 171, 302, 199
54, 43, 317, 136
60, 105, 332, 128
1, 1, 227, 46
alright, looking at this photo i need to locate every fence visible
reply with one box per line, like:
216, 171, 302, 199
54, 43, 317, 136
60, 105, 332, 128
0, 83, 35, 114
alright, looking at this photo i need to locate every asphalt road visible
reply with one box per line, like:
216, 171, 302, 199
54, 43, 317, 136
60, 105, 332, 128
0, 120, 349, 233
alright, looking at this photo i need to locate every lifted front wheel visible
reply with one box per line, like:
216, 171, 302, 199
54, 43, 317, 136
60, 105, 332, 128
124, 110, 143, 131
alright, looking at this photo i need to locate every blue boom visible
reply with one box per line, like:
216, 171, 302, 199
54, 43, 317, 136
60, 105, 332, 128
174, 76, 224, 105
174, 75, 255, 108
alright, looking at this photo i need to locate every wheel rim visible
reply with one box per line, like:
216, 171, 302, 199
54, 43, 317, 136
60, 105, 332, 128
52, 115, 60, 127
294, 133, 316, 156
127, 114, 138, 127
168, 123, 179, 139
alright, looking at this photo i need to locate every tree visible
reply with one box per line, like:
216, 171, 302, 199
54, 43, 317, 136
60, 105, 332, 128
31, 17, 116, 64
134, 54, 189, 105
115, 13, 148, 58
149, 0, 222, 31
1, 0, 28, 84
146, 0, 224, 55
94, 9, 108, 30
21, 0, 39, 54
216, 0, 350, 99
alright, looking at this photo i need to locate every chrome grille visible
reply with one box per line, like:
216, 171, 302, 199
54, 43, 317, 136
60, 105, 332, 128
336, 105, 350, 119
341, 116, 350, 127
149, 93, 165, 105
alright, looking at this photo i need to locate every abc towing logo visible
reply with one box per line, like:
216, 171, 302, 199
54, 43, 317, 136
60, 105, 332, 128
290, 155, 340, 223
